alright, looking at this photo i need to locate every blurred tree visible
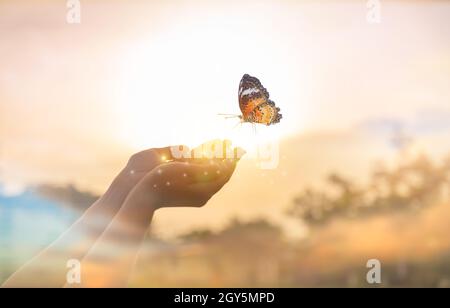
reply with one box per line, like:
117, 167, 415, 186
288, 153, 450, 227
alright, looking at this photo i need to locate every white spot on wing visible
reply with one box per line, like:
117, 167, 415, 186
241, 87, 259, 97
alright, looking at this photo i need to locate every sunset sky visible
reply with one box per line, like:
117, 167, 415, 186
1, 0, 450, 238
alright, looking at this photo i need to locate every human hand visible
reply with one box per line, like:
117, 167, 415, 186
117, 140, 245, 225
100, 145, 182, 213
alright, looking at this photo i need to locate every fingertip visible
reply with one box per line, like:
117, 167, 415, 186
168, 145, 191, 160
222, 158, 238, 172
234, 147, 246, 160
223, 139, 233, 147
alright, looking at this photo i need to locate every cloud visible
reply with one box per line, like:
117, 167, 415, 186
0, 182, 26, 197
359, 109, 450, 136
357, 109, 450, 150
35, 184, 99, 212
411, 109, 450, 135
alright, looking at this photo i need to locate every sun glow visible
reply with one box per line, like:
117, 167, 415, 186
113, 3, 310, 153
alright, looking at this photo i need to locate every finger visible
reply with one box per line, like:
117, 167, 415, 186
189, 156, 240, 189
187, 162, 238, 198
155, 145, 190, 162
219, 157, 239, 182
127, 148, 172, 170
233, 146, 246, 160
190, 139, 222, 160
190, 139, 238, 160
164, 140, 224, 163
188, 156, 241, 182
159, 161, 228, 183
212, 141, 244, 160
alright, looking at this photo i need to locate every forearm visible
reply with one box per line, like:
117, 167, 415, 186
69, 185, 157, 288
2, 168, 138, 288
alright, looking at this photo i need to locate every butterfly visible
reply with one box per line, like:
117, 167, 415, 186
237, 74, 282, 126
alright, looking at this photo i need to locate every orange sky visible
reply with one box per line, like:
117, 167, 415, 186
1, 0, 450, 237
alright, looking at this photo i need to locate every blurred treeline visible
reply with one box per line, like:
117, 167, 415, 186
131, 153, 450, 287
289, 154, 450, 226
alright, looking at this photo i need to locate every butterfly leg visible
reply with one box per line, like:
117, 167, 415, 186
232, 120, 242, 130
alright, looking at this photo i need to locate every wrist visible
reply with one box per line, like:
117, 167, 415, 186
100, 168, 141, 207
115, 181, 159, 229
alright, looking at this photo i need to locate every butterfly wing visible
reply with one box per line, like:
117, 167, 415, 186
238, 74, 269, 118
252, 100, 282, 126
238, 74, 282, 125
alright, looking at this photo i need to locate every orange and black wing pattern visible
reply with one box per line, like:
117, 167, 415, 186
238, 74, 282, 125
